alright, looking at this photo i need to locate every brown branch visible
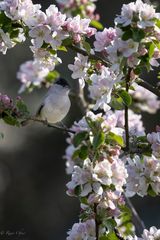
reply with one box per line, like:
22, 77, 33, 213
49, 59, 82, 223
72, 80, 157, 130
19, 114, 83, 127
137, 79, 160, 98
125, 196, 145, 235
124, 69, 131, 151
21, 117, 75, 134
68, 44, 109, 67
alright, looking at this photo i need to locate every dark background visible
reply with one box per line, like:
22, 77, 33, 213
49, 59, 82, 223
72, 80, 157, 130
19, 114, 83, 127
0, 0, 160, 239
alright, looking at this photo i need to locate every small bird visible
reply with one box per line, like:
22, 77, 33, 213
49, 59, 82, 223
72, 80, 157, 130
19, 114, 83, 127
22, 78, 71, 126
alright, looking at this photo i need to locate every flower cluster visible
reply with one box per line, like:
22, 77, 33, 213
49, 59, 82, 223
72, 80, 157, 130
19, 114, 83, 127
125, 154, 160, 197
1, 0, 160, 239
94, 0, 160, 73
67, 0, 160, 112
0, 93, 29, 126
64, 105, 154, 237
130, 83, 160, 114
17, 51, 62, 92
56, 0, 99, 20
128, 226, 160, 240
68, 54, 123, 111
0, 0, 96, 92
147, 129, 160, 158
67, 219, 96, 240
115, 109, 145, 137
65, 111, 128, 237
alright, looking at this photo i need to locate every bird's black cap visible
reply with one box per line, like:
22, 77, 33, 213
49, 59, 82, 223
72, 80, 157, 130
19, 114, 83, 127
55, 78, 70, 88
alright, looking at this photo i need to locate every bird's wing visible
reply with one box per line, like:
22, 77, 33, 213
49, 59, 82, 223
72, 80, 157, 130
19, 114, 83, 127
36, 103, 45, 117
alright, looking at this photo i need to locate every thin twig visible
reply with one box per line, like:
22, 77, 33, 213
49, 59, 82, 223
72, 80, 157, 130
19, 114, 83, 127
68, 44, 109, 67
21, 117, 76, 134
125, 196, 146, 235
137, 80, 160, 98
124, 69, 131, 151
69, 45, 160, 98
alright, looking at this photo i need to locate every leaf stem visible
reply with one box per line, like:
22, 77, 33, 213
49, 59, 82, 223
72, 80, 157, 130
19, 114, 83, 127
68, 44, 109, 67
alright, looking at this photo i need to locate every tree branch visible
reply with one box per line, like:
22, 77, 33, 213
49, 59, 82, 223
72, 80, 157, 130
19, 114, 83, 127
68, 44, 109, 67
124, 69, 131, 151
21, 117, 75, 134
137, 79, 160, 98
125, 196, 145, 235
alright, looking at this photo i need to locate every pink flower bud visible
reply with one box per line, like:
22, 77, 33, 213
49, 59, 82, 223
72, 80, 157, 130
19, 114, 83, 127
1, 94, 11, 107
139, 47, 148, 56
73, 34, 81, 43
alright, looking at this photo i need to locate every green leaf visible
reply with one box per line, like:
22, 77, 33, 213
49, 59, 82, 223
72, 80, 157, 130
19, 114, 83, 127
148, 184, 157, 197
133, 67, 141, 75
0, 12, 11, 28
74, 185, 81, 196
90, 20, 103, 30
137, 136, 147, 142
85, 117, 97, 130
83, 41, 91, 54
73, 131, 89, 147
16, 99, 29, 117
62, 38, 72, 46
108, 132, 124, 147
155, 42, 160, 50
79, 145, 88, 160
105, 232, 118, 240
58, 46, 68, 52
118, 205, 134, 237
104, 218, 117, 232
72, 149, 80, 160
100, 236, 108, 240
149, 43, 155, 58
118, 90, 132, 107
110, 97, 124, 110
3, 115, 19, 126
45, 71, 60, 83
93, 131, 105, 149
122, 29, 133, 41
155, 19, 160, 28
132, 28, 145, 42
10, 28, 20, 39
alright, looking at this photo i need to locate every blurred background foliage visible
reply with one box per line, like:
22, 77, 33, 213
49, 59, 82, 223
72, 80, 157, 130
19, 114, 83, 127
0, 0, 160, 239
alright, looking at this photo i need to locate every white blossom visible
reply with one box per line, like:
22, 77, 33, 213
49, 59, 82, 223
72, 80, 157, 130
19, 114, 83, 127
29, 25, 51, 48
94, 27, 117, 52
126, 155, 160, 197
89, 66, 122, 111
147, 131, 160, 158
130, 83, 160, 114
0, 29, 15, 54
115, 0, 160, 29
67, 219, 96, 240
68, 53, 90, 88
17, 60, 50, 93
115, 110, 145, 136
